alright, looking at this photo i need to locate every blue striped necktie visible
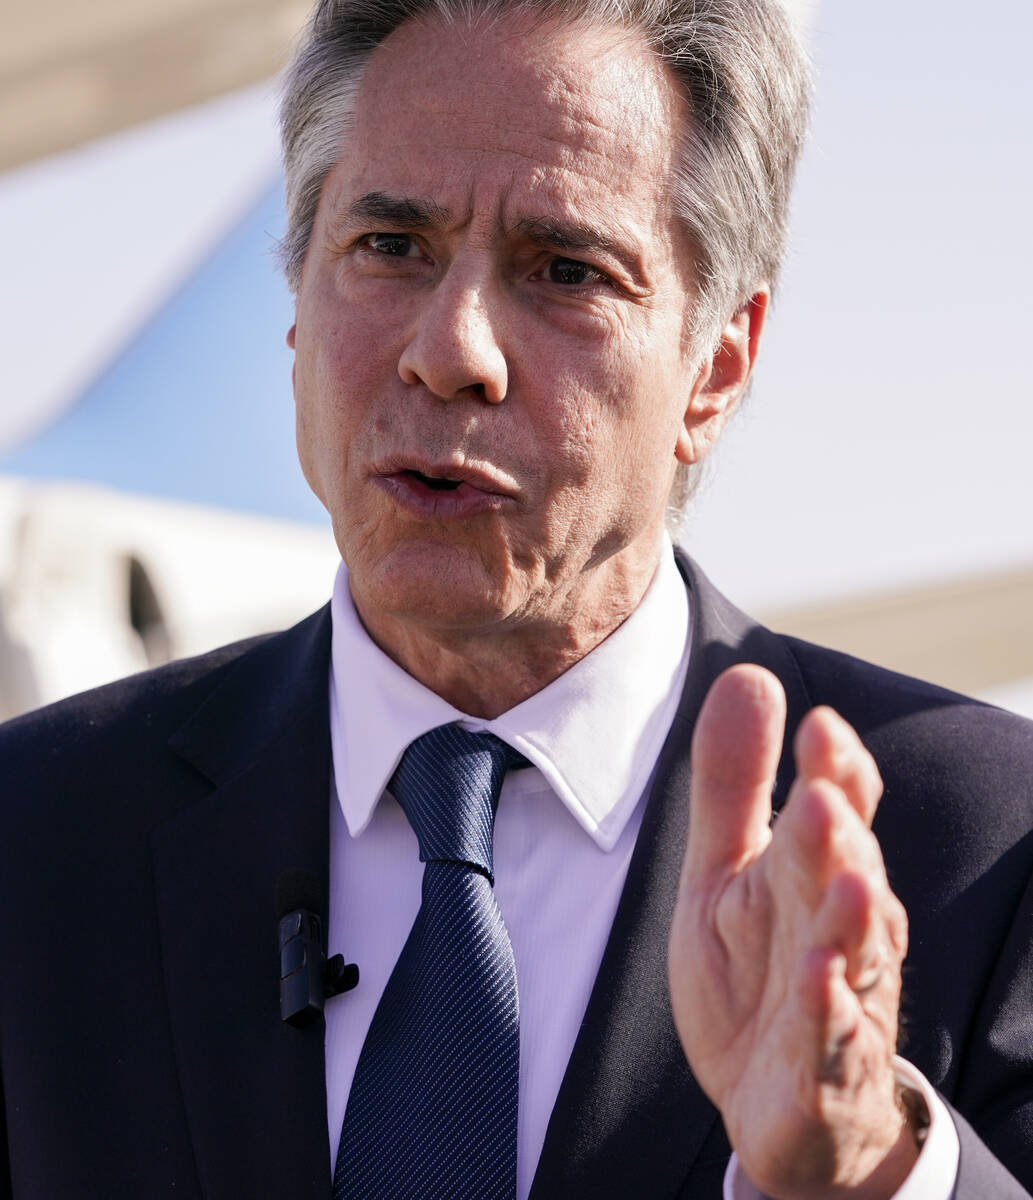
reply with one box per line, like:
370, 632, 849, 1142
332, 724, 527, 1199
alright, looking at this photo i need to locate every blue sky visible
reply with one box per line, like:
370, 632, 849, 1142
688, 0, 1033, 607
1, 0, 1030, 609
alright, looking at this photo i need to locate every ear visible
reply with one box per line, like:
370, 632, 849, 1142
676, 287, 769, 465
287, 322, 297, 388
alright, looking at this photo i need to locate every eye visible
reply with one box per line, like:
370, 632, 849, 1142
544, 257, 606, 287
365, 232, 420, 257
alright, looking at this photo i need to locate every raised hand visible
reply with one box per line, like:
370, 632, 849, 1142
668, 665, 916, 1199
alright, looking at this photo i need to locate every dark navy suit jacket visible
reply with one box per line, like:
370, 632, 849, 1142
2, 552, 1033, 1197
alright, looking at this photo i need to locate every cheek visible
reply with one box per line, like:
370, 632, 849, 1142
543, 336, 674, 469
291, 343, 325, 500
517, 376, 603, 498
605, 317, 690, 452
292, 321, 365, 503
294, 400, 318, 496
521, 384, 633, 551
550, 338, 684, 513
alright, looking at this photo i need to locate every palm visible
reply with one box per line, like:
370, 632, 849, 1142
668, 666, 912, 1199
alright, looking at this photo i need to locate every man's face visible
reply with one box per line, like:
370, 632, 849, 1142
291, 13, 726, 651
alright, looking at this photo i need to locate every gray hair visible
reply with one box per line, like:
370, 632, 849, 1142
279, 0, 811, 520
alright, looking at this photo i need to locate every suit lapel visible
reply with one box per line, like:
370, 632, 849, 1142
145, 555, 813, 1199
530, 552, 811, 1198
151, 608, 334, 1200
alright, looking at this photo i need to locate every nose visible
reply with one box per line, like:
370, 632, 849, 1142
397, 268, 508, 404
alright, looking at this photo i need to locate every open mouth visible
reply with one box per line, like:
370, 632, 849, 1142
404, 469, 463, 491
376, 463, 511, 517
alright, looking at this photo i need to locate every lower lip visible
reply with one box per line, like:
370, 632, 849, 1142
375, 473, 513, 519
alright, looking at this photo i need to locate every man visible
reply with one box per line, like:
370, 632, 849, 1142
1, 0, 1032, 1197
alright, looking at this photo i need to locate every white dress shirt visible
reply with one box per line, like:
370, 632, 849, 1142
323, 542, 957, 1199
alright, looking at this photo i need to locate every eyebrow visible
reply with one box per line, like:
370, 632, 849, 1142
514, 217, 621, 257
514, 216, 646, 283
338, 194, 642, 279
345, 191, 452, 229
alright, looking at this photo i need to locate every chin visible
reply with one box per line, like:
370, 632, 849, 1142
346, 536, 525, 632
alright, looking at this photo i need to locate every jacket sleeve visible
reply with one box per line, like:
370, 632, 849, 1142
952, 1103, 1033, 1199
1, 1074, 12, 1200
948, 860, 1033, 1198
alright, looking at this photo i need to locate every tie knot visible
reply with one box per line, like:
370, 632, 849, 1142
389, 724, 527, 881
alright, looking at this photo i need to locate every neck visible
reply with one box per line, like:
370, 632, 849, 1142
352, 552, 663, 719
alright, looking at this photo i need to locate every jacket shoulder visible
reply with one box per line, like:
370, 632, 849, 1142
778, 633, 1033, 910
0, 632, 270, 764
780, 632, 1033, 770
0, 603, 331, 805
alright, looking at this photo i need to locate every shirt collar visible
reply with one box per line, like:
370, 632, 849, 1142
329, 540, 691, 852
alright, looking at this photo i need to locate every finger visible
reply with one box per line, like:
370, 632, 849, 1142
794, 706, 883, 826
797, 875, 902, 1080
772, 778, 888, 907
796, 946, 859, 1086
813, 872, 888, 995
685, 664, 786, 883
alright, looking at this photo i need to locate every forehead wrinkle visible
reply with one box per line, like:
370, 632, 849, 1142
326, 16, 687, 276
437, 84, 667, 170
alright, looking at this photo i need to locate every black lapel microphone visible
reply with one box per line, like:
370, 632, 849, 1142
277, 869, 359, 1028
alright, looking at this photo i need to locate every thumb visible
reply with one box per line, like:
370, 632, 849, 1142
684, 664, 786, 883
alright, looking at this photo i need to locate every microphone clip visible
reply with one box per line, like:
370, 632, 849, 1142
279, 908, 359, 1028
